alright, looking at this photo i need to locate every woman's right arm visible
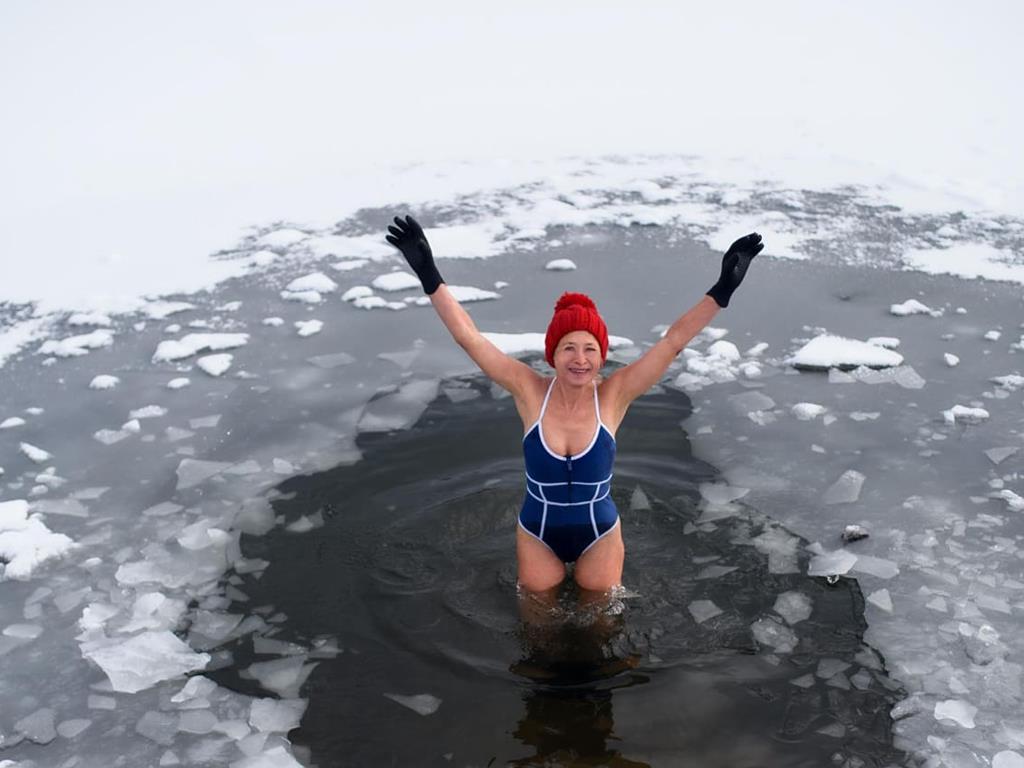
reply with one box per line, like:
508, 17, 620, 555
386, 214, 540, 399
430, 284, 540, 396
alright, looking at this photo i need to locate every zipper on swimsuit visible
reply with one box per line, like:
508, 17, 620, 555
566, 454, 573, 502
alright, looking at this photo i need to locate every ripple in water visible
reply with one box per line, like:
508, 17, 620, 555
226, 372, 907, 767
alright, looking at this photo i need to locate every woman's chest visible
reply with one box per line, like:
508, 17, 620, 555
541, 415, 599, 456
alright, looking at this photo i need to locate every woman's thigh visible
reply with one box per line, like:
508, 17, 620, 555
516, 527, 566, 592
573, 523, 624, 592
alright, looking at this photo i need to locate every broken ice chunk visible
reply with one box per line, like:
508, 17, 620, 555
788, 334, 903, 370
248, 698, 307, 733
792, 403, 826, 420
358, 379, 440, 433
230, 745, 304, 767
866, 589, 893, 613
130, 405, 168, 419
177, 710, 219, 734
841, 524, 869, 542
81, 631, 210, 693
56, 719, 92, 739
851, 555, 899, 579
994, 489, 1024, 512
934, 699, 977, 728
630, 486, 651, 511
136, 710, 179, 745
244, 656, 316, 698
383, 693, 442, 716
944, 353, 959, 367
773, 591, 812, 624
867, 336, 900, 349
823, 470, 865, 505
985, 447, 1019, 465
993, 752, 1024, 768
295, 320, 323, 337
15, 708, 56, 744
307, 352, 355, 369
197, 353, 233, 377
816, 658, 851, 678
750, 617, 798, 653
942, 405, 989, 425
808, 549, 857, 577
545, 259, 576, 271
890, 299, 940, 317
0, 499, 75, 580
729, 391, 775, 414
89, 375, 120, 390
19, 442, 52, 463
687, 600, 723, 624
698, 482, 749, 505
175, 459, 231, 491
287, 272, 337, 294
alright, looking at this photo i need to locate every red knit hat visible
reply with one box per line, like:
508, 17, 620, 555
545, 292, 609, 367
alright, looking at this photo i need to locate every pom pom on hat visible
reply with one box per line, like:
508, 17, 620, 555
545, 292, 609, 366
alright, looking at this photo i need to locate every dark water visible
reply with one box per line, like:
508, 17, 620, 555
219, 370, 906, 767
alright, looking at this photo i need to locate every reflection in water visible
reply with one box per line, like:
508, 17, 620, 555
512, 585, 650, 767
222, 371, 907, 766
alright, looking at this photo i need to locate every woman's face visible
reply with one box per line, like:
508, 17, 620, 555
554, 331, 602, 384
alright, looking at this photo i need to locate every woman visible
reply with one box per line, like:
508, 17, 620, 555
386, 215, 762, 597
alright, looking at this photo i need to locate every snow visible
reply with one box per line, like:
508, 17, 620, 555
791, 403, 826, 421
37, 329, 114, 358
942, 405, 990, 425
0, 500, 75, 580
788, 334, 904, 370
446, 285, 501, 303
341, 286, 373, 302
890, 299, 941, 317
19, 442, 52, 463
153, 333, 248, 362
285, 272, 337, 293
545, 259, 577, 271
0, 11, 1019, 766
89, 374, 120, 390
294, 320, 323, 337
905, 244, 1024, 285
371, 272, 421, 292
197, 353, 233, 377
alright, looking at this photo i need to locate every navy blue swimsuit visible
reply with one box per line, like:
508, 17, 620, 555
519, 378, 619, 563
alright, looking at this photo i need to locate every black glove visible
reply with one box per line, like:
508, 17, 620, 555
385, 215, 444, 295
706, 232, 763, 308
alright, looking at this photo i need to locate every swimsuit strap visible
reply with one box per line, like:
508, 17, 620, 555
592, 381, 601, 424
537, 377, 557, 422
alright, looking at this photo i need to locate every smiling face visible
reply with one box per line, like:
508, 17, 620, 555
553, 330, 602, 384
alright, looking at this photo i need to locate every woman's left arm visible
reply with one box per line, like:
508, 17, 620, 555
605, 232, 764, 408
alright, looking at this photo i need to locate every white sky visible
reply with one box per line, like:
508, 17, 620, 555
1, 0, 1022, 311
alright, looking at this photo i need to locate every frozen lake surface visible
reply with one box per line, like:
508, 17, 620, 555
1, 173, 1024, 766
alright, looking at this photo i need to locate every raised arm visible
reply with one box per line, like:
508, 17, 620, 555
386, 215, 540, 397
605, 233, 763, 407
